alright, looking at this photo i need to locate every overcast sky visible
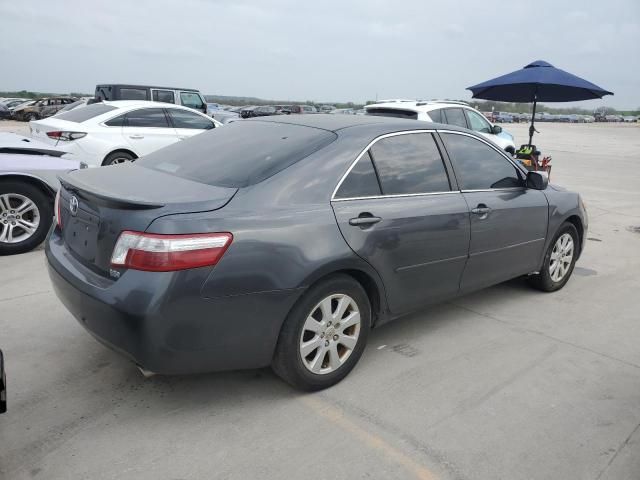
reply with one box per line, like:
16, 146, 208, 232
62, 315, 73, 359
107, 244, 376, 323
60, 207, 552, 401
1, 0, 638, 109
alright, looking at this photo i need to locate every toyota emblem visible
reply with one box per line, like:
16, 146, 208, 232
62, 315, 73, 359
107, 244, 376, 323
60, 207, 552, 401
69, 196, 79, 216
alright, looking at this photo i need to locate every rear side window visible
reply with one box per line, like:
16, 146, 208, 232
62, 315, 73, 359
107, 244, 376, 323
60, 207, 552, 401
427, 108, 443, 123
369, 133, 451, 195
137, 121, 337, 188
442, 133, 522, 190
335, 152, 381, 199
119, 88, 148, 100
125, 108, 169, 128
167, 108, 214, 129
104, 114, 126, 127
153, 90, 175, 103
55, 104, 117, 123
443, 108, 468, 128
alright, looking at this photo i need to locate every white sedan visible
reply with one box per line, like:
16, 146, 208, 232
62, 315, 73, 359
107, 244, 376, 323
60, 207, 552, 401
29, 101, 222, 167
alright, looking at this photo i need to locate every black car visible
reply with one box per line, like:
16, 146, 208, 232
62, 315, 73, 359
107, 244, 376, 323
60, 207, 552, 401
0, 349, 6, 413
47, 115, 587, 390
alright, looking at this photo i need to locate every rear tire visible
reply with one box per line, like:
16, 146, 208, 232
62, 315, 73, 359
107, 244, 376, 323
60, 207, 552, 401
528, 222, 579, 292
0, 180, 52, 256
272, 274, 370, 391
102, 151, 136, 166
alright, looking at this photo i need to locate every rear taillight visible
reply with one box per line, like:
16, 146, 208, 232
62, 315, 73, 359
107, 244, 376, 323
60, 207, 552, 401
54, 190, 62, 229
46, 131, 87, 141
110, 231, 233, 272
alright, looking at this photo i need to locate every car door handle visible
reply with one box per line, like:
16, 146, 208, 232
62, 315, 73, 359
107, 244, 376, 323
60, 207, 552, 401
129, 134, 144, 139
471, 204, 492, 217
349, 215, 382, 227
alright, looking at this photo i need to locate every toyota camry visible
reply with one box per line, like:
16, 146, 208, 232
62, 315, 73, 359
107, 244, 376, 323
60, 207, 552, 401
46, 115, 587, 390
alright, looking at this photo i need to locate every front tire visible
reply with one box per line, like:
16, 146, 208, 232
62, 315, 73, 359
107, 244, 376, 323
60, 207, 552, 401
272, 274, 371, 391
0, 180, 52, 255
528, 222, 579, 292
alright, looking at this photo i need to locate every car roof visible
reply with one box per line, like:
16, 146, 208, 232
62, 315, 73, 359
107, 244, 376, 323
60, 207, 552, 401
247, 113, 462, 135
96, 84, 200, 92
101, 100, 201, 110
365, 100, 473, 113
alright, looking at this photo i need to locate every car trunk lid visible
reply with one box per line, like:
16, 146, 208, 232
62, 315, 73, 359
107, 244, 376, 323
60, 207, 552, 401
58, 163, 237, 275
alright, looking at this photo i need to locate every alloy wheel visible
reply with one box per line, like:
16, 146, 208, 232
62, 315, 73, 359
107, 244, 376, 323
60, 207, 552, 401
549, 233, 574, 282
299, 294, 361, 375
0, 193, 40, 244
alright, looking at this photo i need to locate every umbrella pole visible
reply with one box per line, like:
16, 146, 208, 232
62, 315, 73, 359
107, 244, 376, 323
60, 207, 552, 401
528, 95, 537, 146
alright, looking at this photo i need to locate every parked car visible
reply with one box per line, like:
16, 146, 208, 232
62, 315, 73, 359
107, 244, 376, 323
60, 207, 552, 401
12, 97, 77, 121
284, 105, 318, 114
46, 114, 587, 390
0, 349, 5, 413
0, 104, 11, 120
623, 116, 637, 123
30, 101, 222, 167
239, 106, 258, 118
366, 100, 516, 154
1, 133, 84, 255
493, 111, 514, 123
54, 98, 91, 115
93, 84, 208, 114
0, 98, 31, 110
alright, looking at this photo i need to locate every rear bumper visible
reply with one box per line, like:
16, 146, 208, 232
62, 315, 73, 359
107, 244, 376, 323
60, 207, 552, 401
46, 230, 303, 374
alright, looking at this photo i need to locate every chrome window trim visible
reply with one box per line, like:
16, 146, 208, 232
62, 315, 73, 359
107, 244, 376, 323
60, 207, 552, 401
331, 129, 441, 201
437, 129, 528, 175
332, 190, 461, 203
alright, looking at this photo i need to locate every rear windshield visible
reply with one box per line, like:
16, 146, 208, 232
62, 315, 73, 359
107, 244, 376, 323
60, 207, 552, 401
366, 108, 418, 120
54, 104, 117, 123
137, 120, 337, 188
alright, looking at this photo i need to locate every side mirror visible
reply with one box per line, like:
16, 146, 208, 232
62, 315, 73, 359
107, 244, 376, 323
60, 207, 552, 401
491, 125, 502, 134
526, 171, 548, 190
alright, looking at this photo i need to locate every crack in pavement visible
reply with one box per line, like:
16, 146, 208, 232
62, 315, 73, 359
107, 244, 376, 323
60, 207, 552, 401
594, 421, 640, 480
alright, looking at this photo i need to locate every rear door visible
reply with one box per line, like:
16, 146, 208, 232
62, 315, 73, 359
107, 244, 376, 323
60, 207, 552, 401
442, 108, 469, 129
122, 108, 179, 156
440, 131, 548, 292
166, 107, 216, 140
151, 89, 176, 104
331, 131, 470, 315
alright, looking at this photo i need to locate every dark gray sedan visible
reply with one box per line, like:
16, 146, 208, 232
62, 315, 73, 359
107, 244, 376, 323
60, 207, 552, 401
46, 115, 587, 390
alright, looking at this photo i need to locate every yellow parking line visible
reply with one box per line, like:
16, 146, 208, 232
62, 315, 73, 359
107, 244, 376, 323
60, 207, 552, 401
300, 395, 437, 480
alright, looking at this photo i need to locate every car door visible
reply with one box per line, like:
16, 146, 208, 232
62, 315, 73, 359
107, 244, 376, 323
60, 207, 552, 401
179, 91, 207, 113
439, 131, 549, 292
331, 131, 470, 315
122, 108, 179, 156
151, 89, 176, 105
442, 108, 469, 129
463, 109, 496, 144
166, 107, 216, 140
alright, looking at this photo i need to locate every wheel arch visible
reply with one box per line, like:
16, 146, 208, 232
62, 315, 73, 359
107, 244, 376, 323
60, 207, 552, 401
565, 214, 584, 255
102, 148, 138, 166
0, 174, 55, 201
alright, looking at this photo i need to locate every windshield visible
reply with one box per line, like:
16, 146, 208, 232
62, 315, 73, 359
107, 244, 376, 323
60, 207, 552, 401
137, 120, 337, 188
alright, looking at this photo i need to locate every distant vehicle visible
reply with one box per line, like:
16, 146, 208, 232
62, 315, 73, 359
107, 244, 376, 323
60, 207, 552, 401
623, 116, 637, 123
55, 98, 91, 115
239, 106, 258, 118
0, 132, 84, 255
252, 105, 285, 117
582, 115, 595, 123
605, 115, 623, 122
8, 100, 35, 113
30, 101, 222, 167
12, 97, 78, 122
284, 105, 318, 114
365, 100, 516, 154
319, 105, 336, 113
493, 112, 514, 123
0, 98, 30, 110
93, 84, 208, 114
0, 104, 11, 120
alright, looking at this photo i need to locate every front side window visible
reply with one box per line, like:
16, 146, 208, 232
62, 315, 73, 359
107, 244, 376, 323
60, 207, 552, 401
335, 152, 381, 199
153, 90, 175, 103
119, 88, 148, 100
180, 92, 205, 110
443, 108, 468, 128
465, 110, 492, 133
442, 133, 522, 190
369, 133, 450, 195
125, 108, 169, 128
167, 108, 214, 129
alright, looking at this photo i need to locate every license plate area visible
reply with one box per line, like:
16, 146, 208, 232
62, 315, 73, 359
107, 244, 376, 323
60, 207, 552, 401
64, 208, 100, 262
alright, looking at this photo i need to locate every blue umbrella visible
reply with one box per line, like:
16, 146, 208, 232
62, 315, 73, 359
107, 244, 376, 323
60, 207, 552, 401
467, 60, 613, 145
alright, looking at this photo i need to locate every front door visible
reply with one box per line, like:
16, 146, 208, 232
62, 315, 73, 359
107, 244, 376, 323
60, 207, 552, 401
122, 107, 179, 157
331, 132, 470, 315
439, 131, 549, 292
